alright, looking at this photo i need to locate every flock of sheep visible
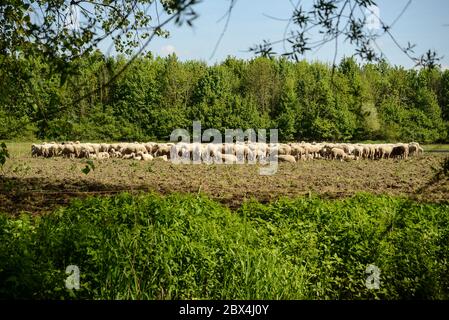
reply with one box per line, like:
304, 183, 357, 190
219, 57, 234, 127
31, 141, 424, 163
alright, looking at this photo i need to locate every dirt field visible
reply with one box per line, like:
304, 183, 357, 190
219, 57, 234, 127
1, 142, 448, 215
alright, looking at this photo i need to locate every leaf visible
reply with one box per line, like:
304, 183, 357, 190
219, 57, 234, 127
81, 166, 91, 175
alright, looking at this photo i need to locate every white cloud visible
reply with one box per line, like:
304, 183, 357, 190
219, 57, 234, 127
160, 45, 177, 56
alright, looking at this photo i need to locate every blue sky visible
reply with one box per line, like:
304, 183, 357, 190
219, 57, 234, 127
103, 0, 449, 68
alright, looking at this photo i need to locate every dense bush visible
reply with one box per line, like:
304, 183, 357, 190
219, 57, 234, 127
1, 193, 448, 299
1, 53, 449, 142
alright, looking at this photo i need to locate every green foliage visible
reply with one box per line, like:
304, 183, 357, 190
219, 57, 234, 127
81, 160, 95, 175
438, 70, 449, 122
1, 54, 449, 142
0, 112, 36, 140
0, 0, 198, 66
360, 102, 381, 137
1, 193, 449, 299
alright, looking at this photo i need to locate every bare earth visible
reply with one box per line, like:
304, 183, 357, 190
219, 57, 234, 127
1, 143, 448, 216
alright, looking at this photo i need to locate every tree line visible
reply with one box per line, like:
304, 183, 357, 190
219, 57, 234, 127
1, 52, 448, 143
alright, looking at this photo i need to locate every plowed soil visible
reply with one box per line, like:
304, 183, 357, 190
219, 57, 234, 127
1, 143, 448, 216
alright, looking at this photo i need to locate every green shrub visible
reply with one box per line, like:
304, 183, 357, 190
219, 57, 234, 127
0, 111, 37, 140
1, 193, 448, 299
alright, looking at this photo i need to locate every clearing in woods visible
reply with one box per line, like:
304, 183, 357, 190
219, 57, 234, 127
1, 142, 448, 215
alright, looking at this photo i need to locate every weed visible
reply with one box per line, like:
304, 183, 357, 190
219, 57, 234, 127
431, 156, 449, 181
440, 156, 449, 177
12, 163, 31, 177
81, 160, 95, 175
147, 163, 155, 173
1, 193, 449, 299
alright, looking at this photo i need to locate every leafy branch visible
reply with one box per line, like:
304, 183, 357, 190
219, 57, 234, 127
249, 0, 442, 69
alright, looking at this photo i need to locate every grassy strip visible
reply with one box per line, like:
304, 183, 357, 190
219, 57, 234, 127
423, 144, 449, 152
1, 192, 449, 299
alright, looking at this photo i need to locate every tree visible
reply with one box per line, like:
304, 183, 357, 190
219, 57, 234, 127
439, 70, 449, 122
0, 0, 198, 60
275, 68, 299, 141
0, 0, 200, 123
1, 1, 449, 143
360, 102, 380, 138
243, 57, 281, 117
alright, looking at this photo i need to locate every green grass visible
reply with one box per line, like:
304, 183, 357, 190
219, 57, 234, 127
1, 142, 30, 159
423, 144, 449, 152
1, 192, 449, 300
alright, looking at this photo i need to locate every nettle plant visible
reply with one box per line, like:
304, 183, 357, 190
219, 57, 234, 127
81, 159, 95, 175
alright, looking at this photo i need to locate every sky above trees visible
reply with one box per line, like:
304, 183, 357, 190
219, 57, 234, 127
112, 0, 449, 68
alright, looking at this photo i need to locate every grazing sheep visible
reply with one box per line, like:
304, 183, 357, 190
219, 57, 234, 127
71, 143, 82, 158
108, 143, 118, 151
172, 142, 192, 163
246, 148, 257, 163
29, 141, 424, 164
221, 143, 236, 156
39, 144, 51, 158
99, 143, 109, 152
353, 146, 364, 160
97, 152, 110, 160
362, 146, 370, 159
368, 145, 376, 160
379, 145, 393, 159
202, 144, 222, 164
278, 144, 292, 156
48, 143, 62, 157
290, 144, 305, 160
89, 143, 101, 155
155, 144, 172, 158
109, 148, 122, 158
319, 146, 332, 160
190, 143, 203, 163
345, 155, 356, 161
391, 145, 408, 159
255, 143, 269, 164
341, 144, 351, 154
409, 144, 418, 156
417, 146, 424, 155
409, 142, 423, 157
62, 144, 76, 158
113, 151, 122, 158
234, 143, 246, 163
140, 153, 153, 161
221, 153, 238, 164
79, 149, 89, 159
331, 148, 347, 161
346, 144, 355, 155
144, 142, 155, 154
276, 155, 296, 163
31, 144, 42, 157
122, 153, 135, 160
155, 155, 168, 161
308, 145, 322, 159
